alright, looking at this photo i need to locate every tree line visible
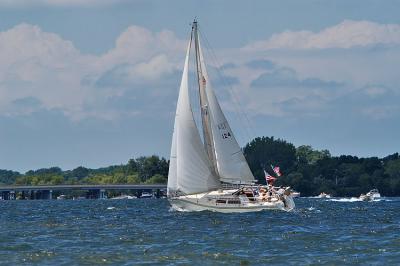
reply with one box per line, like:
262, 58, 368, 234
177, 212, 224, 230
0, 156, 169, 187
243, 136, 400, 197
1, 136, 399, 196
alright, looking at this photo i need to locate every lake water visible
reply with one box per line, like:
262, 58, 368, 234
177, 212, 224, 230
1, 198, 399, 265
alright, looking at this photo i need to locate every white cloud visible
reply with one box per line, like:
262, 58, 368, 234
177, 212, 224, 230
1, 20, 400, 124
361, 106, 399, 120
0, 23, 185, 120
244, 20, 400, 50
0, 24, 88, 116
99, 25, 185, 68
0, 0, 126, 8
133, 54, 175, 80
364, 86, 388, 97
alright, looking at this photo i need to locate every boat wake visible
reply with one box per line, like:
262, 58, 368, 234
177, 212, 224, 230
169, 206, 191, 212
329, 197, 361, 202
306, 207, 321, 212
329, 198, 385, 202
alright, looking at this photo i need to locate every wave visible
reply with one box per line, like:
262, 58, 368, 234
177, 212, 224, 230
328, 198, 390, 202
329, 197, 362, 202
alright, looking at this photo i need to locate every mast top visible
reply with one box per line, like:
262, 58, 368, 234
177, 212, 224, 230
192, 18, 198, 30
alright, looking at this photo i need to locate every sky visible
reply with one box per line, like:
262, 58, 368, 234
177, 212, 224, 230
1, 0, 399, 172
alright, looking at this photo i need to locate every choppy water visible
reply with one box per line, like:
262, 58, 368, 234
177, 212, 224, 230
1, 198, 399, 265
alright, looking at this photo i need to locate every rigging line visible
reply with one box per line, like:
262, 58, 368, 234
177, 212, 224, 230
198, 28, 250, 144
200, 32, 256, 145
198, 28, 257, 145
198, 34, 251, 147
199, 27, 255, 140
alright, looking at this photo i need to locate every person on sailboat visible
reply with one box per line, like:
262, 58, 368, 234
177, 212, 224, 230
258, 187, 267, 201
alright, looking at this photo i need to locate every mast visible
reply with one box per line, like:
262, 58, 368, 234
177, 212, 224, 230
193, 20, 219, 176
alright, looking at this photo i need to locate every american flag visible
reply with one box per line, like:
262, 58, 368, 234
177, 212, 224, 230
271, 165, 282, 177
264, 170, 276, 184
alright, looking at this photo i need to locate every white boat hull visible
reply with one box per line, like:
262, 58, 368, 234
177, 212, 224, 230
169, 190, 295, 213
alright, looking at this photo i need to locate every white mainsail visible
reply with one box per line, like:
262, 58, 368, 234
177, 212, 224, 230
168, 37, 220, 196
197, 37, 256, 184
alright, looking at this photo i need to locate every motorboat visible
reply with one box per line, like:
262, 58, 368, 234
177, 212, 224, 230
140, 192, 154, 199
360, 189, 381, 201
317, 192, 331, 198
57, 194, 67, 200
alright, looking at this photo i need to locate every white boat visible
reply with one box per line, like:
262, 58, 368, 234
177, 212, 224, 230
140, 192, 154, 199
167, 20, 294, 213
360, 189, 380, 201
57, 194, 67, 200
317, 192, 331, 198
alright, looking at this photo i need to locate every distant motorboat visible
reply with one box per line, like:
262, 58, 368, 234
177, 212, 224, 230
140, 192, 154, 199
57, 194, 67, 200
317, 192, 331, 198
360, 189, 380, 201
111, 194, 137, 200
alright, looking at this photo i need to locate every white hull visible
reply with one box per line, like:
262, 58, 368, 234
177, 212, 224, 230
371, 193, 381, 198
169, 190, 295, 213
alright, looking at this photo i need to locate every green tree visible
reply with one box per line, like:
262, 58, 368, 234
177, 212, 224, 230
0, 170, 20, 185
145, 174, 167, 184
244, 136, 296, 183
296, 145, 331, 165
127, 174, 141, 184
72, 166, 89, 179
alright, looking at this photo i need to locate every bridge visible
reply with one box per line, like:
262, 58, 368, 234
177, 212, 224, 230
0, 184, 167, 200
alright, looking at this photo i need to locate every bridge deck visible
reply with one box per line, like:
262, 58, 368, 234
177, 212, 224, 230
0, 184, 166, 192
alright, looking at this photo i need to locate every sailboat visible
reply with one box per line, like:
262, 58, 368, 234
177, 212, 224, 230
167, 20, 294, 213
